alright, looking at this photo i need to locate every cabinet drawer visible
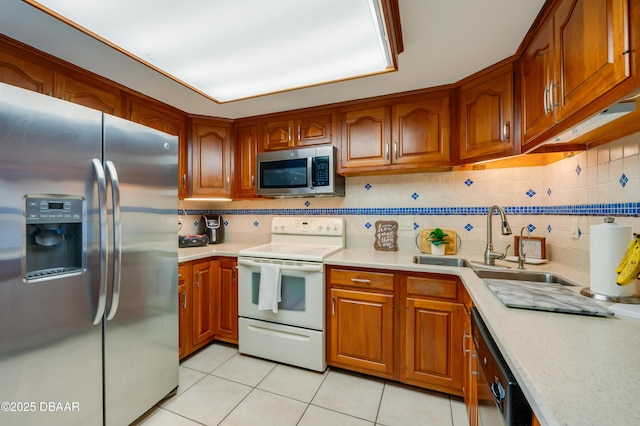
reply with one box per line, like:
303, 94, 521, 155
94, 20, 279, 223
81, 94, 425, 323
406, 275, 459, 300
330, 268, 394, 291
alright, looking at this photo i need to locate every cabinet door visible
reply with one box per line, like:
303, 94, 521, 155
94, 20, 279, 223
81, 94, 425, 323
329, 288, 394, 377
340, 106, 391, 171
191, 119, 232, 197
521, 18, 555, 144
234, 121, 259, 198
0, 48, 53, 95
263, 119, 295, 151
553, 0, 630, 121
192, 260, 216, 347
130, 97, 189, 198
404, 298, 464, 393
392, 97, 450, 165
459, 67, 514, 161
178, 263, 192, 360
296, 113, 333, 147
462, 310, 478, 426
53, 73, 121, 116
215, 258, 238, 343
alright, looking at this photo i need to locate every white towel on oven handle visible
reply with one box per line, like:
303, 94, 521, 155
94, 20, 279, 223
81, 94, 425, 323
258, 263, 282, 313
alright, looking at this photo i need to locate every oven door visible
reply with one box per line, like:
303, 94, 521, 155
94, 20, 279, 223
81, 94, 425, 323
237, 257, 324, 330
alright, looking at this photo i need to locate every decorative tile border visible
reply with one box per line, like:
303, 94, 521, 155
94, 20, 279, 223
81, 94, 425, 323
179, 202, 640, 217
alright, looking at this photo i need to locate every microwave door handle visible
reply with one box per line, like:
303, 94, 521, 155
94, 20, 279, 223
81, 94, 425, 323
105, 161, 121, 321
91, 158, 108, 325
307, 156, 313, 188
237, 258, 323, 272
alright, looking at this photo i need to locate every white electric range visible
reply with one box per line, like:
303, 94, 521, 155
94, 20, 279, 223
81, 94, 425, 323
237, 216, 345, 371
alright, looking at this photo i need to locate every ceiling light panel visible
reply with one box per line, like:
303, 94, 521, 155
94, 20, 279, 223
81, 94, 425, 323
29, 0, 395, 102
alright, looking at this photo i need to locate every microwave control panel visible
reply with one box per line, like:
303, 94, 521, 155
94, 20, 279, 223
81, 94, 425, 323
311, 156, 330, 187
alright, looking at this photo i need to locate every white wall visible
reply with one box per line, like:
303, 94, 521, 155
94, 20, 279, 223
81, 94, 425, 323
180, 131, 640, 273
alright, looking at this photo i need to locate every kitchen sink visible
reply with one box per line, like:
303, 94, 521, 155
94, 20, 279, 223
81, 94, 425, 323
413, 255, 472, 268
473, 269, 577, 286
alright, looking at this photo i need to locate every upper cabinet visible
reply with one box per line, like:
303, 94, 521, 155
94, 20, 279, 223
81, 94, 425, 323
0, 44, 53, 95
458, 63, 515, 162
339, 92, 451, 175
234, 120, 259, 199
262, 111, 335, 151
521, 0, 632, 149
53, 72, 122, 116
191, 118, 233, 198
129, 95, 189, 199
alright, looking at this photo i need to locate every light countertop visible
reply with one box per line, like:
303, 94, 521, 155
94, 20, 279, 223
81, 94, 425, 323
178, 244, 640, 425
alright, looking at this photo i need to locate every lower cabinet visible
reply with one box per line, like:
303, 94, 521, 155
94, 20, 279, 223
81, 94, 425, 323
462, 305, 478, 426
327, 266, 467, 395
179, 257, 238, 360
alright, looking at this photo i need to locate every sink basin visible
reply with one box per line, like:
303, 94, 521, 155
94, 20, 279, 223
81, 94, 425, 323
474, 269, 577, 286
413, 255, 472, 268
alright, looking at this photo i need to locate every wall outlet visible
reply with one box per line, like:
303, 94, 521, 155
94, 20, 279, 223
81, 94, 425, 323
570, 218, 580, 239
399, 215, 414, 231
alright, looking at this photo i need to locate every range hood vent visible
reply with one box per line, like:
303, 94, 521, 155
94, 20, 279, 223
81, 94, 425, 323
539, 101, 636, 147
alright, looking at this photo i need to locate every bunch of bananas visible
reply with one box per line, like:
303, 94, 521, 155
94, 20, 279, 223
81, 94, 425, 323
616, 233, 640, 286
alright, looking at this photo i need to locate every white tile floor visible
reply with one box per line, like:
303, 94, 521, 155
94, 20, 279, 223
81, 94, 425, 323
134, 342, 469, 426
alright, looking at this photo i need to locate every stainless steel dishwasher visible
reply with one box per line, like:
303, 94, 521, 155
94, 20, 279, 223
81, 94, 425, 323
471, 307, 532, 425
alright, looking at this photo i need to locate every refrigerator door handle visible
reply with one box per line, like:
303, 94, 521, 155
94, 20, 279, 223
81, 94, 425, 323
92, 158, 108, 325
105, 160, 122, 321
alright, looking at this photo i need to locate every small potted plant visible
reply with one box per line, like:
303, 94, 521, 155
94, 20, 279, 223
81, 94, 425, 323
428, 228, 449, 255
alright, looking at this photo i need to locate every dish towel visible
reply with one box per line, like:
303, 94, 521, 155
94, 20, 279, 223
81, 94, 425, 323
258, 263, 281, 313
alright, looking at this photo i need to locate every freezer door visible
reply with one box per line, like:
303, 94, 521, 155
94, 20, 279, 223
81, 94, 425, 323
102, 114, 178, 426
0, 83, 103, 425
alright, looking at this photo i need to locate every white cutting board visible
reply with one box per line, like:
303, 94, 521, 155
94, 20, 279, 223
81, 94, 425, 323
609, 304, 640, 319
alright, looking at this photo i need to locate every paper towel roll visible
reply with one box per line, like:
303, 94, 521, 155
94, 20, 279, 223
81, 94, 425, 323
590, 218, 634, 297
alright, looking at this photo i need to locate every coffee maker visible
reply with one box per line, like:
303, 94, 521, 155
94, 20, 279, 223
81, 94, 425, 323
199, 214, 224, 244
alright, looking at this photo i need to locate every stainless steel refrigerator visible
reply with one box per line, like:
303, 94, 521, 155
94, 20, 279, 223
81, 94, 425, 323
0, 82, 179, 425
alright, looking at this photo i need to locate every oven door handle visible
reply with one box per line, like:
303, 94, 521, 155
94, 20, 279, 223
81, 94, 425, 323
238, 258, 323, 272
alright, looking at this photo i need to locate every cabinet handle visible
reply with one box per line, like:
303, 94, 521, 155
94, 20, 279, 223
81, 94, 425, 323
502, 121, 510, 142
182, 291, 187, 309
470, 352, 479, 376
297, 125, 301, 141
350, 278, 371, 284
385, 142, 390, 160
288, 128, 292, 143
463, 331, 471, 353
226, 176, 230, 190
543, 86, 550, 114
548, 80, 558, 109
195, 271, 200, 288
331, 296, 335, 315
394, 141, 398, 160
251, 175, 255, 189
182, 173, 187, 190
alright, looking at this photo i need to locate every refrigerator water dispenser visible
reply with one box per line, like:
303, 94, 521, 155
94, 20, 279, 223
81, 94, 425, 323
24, 195, 84, 281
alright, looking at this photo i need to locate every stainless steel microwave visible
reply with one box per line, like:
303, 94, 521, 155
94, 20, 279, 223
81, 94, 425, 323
256, 146, 345, 197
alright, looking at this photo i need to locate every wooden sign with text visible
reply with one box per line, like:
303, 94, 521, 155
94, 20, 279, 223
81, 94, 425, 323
374, 220, 398, 251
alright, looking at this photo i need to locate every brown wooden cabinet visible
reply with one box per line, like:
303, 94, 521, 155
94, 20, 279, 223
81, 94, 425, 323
191, 118, 233, 198
521, 0, 630, 148
53, 72, 122, 116
400, 272, 465, 395
178, 262, 192, 359
462, 306, 478, 426
339, 92, 451, 174
327, 266, 467, 395
262, 111, 334, 151
234, 120, 259, 199
214, 258, 238, 343
129, 95, 189, 198
191, 259, 216, 348
179, 257, 238, 359
458, 63, 515, 162
0, 44, 53, 95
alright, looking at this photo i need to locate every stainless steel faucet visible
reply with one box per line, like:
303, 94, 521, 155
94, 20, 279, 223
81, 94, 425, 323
483, 205, 512, 266
517, 226, 531, 270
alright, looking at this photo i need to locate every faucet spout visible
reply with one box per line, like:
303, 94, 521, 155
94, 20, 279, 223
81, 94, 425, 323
484, 205, 512, 266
